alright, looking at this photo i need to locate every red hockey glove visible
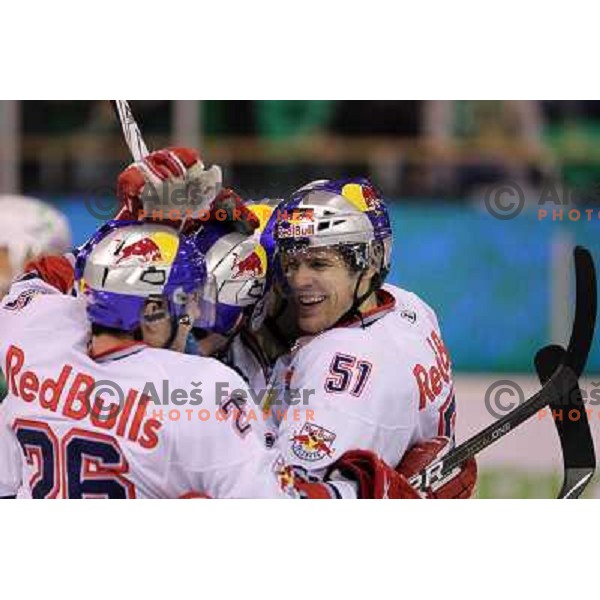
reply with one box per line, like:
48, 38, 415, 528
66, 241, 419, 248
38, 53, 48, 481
397, 437, 477, 499
23, 255, 75, 294
208, 187, 260, 235
115, 147, 258, 235
327, 450, 421, 499
116, 147, 222, 223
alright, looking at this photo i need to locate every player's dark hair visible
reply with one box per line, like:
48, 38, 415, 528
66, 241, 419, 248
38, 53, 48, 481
91, 323, 139, 339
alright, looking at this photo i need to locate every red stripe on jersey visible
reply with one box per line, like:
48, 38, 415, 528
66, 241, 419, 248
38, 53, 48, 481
90, 341, 147, 362
336, 289, 396, 329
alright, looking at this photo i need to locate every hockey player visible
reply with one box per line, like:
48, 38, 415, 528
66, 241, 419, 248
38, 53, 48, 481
264, 177, 476, 498
0, 220, 293, 498
0, 195, 71, 300
0, 196, 72, 403
190, 218, 273, 389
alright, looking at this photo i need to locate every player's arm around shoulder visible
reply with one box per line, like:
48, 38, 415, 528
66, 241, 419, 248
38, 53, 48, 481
0, 252, 80, 316
0, 255, 86, 356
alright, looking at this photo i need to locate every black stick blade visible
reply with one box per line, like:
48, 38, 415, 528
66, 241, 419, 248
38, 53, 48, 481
534, 344, 596, 499
565, 246, 597, 377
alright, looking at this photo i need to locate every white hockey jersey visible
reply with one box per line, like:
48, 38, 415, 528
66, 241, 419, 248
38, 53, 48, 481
0, 275, 304, 499
263, 284, 455, 473
216, 329, 271, 392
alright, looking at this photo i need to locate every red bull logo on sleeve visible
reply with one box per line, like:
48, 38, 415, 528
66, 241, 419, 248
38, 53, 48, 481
231, 244, 267, 279
291, 423, 336, 462
2, 289, 48, 312
115, 232, 179, 267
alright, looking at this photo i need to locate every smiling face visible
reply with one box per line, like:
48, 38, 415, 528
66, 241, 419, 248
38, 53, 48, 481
281, 247, 377, 335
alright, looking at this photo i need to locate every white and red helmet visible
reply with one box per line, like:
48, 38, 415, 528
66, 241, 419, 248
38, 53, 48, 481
0, 195, 72, 294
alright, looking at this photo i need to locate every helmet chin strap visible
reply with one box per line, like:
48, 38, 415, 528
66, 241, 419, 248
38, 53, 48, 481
327, 242, 385, 331
332, 271, 369, 329
332, 263, 384, 331
225, 312, 246, 339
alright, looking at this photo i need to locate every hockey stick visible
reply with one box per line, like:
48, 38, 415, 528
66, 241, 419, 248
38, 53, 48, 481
112, 100, 199, 233
410, 246, 597, 496
113, 100, 149, 161
112, 100, 151, 222
535, 344, 595, 498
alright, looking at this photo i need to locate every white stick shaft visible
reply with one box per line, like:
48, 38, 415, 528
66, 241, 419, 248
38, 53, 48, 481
114, 100, 149, 160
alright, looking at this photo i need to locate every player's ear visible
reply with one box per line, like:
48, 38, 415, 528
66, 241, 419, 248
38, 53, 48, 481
364, 243, 386, 290
140, 299, 171, 348
356, 263, 377, 289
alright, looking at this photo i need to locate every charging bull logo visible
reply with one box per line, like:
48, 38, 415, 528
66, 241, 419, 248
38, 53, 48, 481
115, 232, 179, 267
117, 237, 163, 265
117, 238, 162, 265
231, 245, 267, 279
342, 182, 381, 212
291, 423, 336, 462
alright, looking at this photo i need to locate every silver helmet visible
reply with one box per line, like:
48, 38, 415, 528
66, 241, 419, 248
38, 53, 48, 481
273, 178, 392, 280
76, 220, 212, 332
194, 200, 280, 335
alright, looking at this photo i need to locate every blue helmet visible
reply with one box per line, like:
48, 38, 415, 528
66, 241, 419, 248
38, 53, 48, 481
75, 220, 213, 332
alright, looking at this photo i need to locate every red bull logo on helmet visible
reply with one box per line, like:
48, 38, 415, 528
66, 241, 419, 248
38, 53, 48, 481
291, 423, 336, 462
115, 231, 179, 267
276, 208, 315, 223
231, 244, 267, 279
276, 208, 316, 240
341, 183, 382, 212
117, 238, 162, 265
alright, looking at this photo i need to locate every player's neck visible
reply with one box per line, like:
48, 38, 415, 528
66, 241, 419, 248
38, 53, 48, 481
90, 333, 139, 360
